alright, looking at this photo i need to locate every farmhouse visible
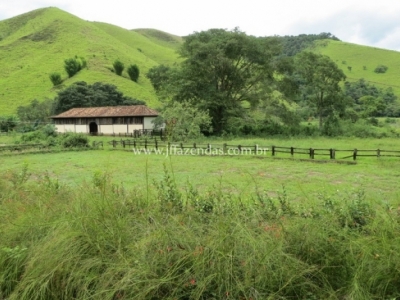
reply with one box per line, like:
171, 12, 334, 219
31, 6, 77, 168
51, 105, 160, 135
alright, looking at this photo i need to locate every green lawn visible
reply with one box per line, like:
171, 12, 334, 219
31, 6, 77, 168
1, 141, 400, 204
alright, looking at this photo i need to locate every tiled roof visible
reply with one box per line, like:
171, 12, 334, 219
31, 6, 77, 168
51, 105, 159, 118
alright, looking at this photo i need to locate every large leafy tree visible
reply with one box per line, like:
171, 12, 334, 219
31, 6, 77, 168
53, 82, 146, 114
17, 98, 55, 123
148, 28, 281, 134
295, 52, 346, 129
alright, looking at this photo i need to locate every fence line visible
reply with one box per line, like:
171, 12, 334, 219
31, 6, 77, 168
0, 143, 45, 152
106, 138, 400, 161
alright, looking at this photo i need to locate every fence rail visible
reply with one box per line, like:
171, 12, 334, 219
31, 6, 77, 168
105, 138, 400, 161
0, 143, 45, 152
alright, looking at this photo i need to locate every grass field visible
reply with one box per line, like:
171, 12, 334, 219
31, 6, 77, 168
2, 135, 400, 298
2, 135, 400, 204
2, 137, 400, 298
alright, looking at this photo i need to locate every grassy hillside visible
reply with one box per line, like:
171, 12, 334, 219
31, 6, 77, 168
0, 7, 181, 115
312, 40, 400, 95
132, 28, 183, 51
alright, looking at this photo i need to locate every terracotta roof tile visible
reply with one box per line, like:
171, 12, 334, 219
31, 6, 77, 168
51, 105, 159, 118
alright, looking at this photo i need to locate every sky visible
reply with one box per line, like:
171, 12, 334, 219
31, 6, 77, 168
1, 0, 400, 51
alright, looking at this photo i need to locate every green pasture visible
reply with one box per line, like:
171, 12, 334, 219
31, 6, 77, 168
2, 136, 400, 204
313, 39, 400, 95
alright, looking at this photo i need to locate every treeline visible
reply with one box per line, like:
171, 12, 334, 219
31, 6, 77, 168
145, 28, 399, 139
277, 32, 340, 56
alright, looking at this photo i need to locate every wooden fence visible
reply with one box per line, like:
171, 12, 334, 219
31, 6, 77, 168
106, 138, 400, 161
0, 143, 45, 152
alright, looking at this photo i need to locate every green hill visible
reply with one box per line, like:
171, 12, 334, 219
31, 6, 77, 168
311, 40, 400, 95
0, 7, 182, 115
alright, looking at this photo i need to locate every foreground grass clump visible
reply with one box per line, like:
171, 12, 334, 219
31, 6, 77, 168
1, 167, 400, 299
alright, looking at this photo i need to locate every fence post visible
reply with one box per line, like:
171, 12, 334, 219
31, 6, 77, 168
377, 149, 381, 158
145, 139, 147, 150
272, 145, 275, 156
309, 148, 314, 159
133, 140, 136, 148
113, 140, 116, 148
223, 143, 227, 155
329, 148, 334, 159
155, 138, 158, 150
254, 144, 258, 155
238, 145, 242, 153
207, 143, 211, 153
353, 149, 357, 160
193, 143, 196, 149
122, 140, 125, 148
180, 142, 183, 151
290, 147, 294, 157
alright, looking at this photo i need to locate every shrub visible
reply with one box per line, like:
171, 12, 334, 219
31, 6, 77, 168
49, 72, 62, 86
59, 133, 89, 148
127, 64, 140, 82
64, 58, 82, 78
0, 115, 18, 132
113, 60, 124, 76
374, 65, 388, 73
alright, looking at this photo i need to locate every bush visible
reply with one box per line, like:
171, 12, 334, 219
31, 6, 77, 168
0, 115, 18, 132
64, 58, 82, 78
113, 60, 124, 76
127, 64, 140, 82
374, 65, 388, 74
49, 72, 62, 86
59, 133, 89, 148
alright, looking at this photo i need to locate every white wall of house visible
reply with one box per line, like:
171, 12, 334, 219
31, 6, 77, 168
98, 125, 114, 134
144, 117, 158, 130
128, 124, 143, 132
75, 125, 88, 133
113, 125, 128, 134
54, 117, 160, 134
55, 124, 76, 133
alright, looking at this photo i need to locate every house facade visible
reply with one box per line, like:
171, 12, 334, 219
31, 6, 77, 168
51, 105, 160, 135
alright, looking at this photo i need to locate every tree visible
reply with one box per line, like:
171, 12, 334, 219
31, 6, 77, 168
49, 72, 63, 86
0, 115, 18, 132
17, 98, 55, 124
127, 64, 140, 82
150, 28, 281, 134
295, 52, 346, 129
374, 65, 388, 74
113, 60, 124, 76
147, 64, 171, 92
53, 81, 146, 114
64, 58, 82, 78
156, 101, 212, 141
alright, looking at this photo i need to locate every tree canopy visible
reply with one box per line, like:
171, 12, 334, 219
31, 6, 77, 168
148, 28, 282, 134
295, 52, 346, 128
54, 82, 146, 114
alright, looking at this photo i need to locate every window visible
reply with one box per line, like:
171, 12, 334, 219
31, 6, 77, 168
133, 117, 143, 124
99, 118, 112, 125
113, 117, 125, 124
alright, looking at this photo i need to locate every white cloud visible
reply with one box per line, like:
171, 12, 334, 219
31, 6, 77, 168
1, 0, 400, 50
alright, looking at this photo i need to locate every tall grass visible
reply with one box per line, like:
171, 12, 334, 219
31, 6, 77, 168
1, 165, 400, 299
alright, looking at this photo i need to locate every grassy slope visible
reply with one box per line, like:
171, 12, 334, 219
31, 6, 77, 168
132, 28, 183, 51
0, 7, 181, 115
312, 40, 400, 95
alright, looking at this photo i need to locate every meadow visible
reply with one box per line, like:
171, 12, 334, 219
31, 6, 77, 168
2, 135, 400, 299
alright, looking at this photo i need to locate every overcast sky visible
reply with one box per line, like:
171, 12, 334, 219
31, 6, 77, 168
1, 0, 400, 51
